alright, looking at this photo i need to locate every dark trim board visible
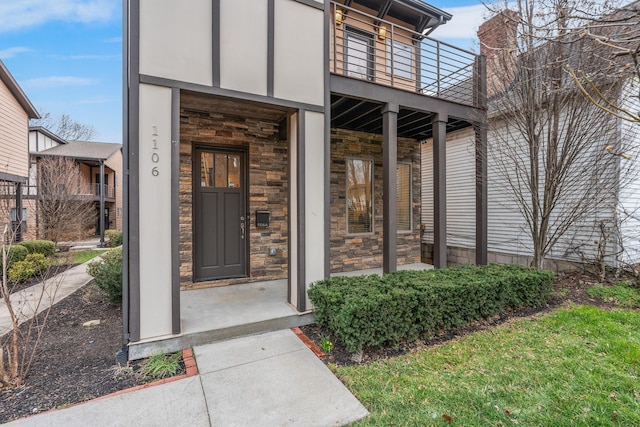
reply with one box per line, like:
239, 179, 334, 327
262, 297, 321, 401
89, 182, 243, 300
267, 0, 275, 97
323, 0, 331, 278
120, 0, 130, 356
127, 0, 141, 343
212, 0, 220, 87
139, 74, 324, 113
330, 74, 484, 122
171, 87, 181, 334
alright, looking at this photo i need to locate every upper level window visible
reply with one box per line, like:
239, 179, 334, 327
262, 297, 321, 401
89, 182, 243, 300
347, 158, 373, 234
386, 39, 413, 80
345, 28, 374, 81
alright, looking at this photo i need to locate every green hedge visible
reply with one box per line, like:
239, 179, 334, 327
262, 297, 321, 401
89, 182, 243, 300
105, 230, 123, 247
87, 248, 123, 303
8, 253, 51, 283
308, 264, 554, 353
2, 245, 28, 267
18, 240, 55, 257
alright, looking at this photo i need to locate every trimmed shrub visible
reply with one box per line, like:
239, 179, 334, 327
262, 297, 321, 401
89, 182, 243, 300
308, 264, 554, 353
8, 253, 51, 283
87, 248, 123, 303
105, 230, 123, 248
18, 240, 55, 257
2, 245, 29, 268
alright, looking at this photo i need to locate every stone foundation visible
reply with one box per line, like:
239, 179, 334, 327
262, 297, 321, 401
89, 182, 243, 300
330, 128, 421, 273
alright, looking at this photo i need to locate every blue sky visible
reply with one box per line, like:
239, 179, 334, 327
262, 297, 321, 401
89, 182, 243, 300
0, 0, 487, 145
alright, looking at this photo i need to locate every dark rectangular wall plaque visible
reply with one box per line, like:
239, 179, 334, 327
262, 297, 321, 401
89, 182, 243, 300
256, 211, 269, 228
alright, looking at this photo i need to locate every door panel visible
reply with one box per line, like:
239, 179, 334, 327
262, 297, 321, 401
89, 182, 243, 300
224, 192, 241, 266
194, 148, 247, 281
200, 192, 218, 270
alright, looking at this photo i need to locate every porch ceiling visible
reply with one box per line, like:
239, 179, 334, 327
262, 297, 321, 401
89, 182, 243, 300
181, 91, 292, 122
330, 94, 472, 140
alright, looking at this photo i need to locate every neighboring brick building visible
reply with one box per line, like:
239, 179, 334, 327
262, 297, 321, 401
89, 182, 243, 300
25, 127, 123, 243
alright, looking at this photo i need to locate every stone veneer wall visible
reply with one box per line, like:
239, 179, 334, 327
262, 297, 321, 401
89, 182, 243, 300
179, 109, 288, 289
330, 128, 421, 272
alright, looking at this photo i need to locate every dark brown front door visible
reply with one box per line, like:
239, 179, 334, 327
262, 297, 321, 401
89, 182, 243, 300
194, 147, 247, 281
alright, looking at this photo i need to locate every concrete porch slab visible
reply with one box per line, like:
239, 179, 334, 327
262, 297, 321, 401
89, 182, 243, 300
128, 280, 314, 360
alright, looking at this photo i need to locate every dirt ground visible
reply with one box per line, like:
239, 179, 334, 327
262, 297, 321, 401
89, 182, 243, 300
0, 284, 152, 424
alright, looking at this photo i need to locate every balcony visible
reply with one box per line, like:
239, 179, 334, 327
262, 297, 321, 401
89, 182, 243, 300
22, 183, 116, 201
330, 1, 483, 109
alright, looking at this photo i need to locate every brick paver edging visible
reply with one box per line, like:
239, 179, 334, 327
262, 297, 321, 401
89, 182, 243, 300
292, 327, 326, 359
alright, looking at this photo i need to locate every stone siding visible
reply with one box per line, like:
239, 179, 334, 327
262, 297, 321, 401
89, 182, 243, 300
179, 109, 288, 289
330, 128, 421, 272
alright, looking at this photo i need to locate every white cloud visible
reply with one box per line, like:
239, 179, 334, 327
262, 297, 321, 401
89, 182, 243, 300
0, 46, 31, 59
21, 76, 99, 89
102, 37, 122, 43
0, 0, 117, 33
434, 4, 489, 40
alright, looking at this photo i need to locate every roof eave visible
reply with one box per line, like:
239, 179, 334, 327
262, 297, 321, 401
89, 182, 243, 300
0, 59, 40, 119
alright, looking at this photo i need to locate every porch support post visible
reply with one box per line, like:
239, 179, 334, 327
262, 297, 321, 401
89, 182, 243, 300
475, 122, 488, 265
99, 160, 105, 246
474, 54, 488, 266
15, 182, 23, 242
433, 113, 448, 268
382, 102, 399, 274
296, 110, 306, 311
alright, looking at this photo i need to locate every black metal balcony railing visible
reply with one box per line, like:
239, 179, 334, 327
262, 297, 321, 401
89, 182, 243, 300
330, 1, 482, 108
92, 183, 116, 199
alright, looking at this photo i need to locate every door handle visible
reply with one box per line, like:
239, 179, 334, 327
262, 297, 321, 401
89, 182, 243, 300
240, 217, 245, 240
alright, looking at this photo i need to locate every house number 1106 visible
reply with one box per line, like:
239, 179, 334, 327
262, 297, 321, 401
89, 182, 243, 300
151, 125, 159, 176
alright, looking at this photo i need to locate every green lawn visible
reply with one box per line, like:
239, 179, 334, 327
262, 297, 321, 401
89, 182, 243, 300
336, 306, 640, 426
53, 249, 107, 265
588, 282, 640, 308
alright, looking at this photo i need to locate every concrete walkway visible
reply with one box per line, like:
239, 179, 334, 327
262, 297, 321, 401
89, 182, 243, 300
0, 260, 97, 336
6, 329, 369, 427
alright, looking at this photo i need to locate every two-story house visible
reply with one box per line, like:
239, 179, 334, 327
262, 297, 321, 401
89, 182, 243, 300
123, 0, 488, 357
25, 127, 123, 244
0, 59, 40, 243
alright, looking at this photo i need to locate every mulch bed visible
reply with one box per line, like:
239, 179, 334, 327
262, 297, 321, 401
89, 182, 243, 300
300, 272, 624, 367
0, 283, 183, 424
